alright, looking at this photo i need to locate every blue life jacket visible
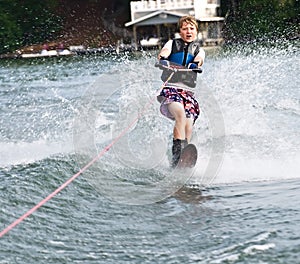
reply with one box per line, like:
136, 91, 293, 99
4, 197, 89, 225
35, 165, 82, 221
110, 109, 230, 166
161, 38, 202, 88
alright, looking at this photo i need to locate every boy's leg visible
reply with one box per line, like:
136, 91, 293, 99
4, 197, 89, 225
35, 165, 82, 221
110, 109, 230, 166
185, 117, 194, 142
171, 138, 188, 168
167, 102, 186, 140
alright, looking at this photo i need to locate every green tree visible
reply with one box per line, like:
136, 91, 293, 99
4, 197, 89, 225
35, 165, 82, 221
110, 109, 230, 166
14, 0, 62, 46
0, 0, 21, 53
221, 0, 299, 43
0, 0, 62, 54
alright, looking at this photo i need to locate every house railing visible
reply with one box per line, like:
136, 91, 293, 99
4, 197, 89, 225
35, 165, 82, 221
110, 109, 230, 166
131, 0, 194, 12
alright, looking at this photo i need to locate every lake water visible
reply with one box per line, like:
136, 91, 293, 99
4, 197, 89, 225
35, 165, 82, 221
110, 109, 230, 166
0, 43, 299, 263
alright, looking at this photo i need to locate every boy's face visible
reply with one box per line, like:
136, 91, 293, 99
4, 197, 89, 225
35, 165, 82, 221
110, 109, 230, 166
179, 21, 197, 43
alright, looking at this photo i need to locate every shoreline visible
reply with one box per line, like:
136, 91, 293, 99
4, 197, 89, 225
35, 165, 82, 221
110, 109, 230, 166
0, 44, 223, 60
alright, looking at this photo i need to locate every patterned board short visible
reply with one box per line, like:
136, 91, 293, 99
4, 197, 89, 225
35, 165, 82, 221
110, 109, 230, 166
157, 87, 200, 123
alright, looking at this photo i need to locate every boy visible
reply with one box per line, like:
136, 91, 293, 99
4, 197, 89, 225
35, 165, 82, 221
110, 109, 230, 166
157, 16, 205, 167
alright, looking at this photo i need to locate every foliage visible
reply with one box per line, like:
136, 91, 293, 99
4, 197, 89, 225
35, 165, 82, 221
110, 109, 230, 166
221, 0, 299, 43
1, 0, 298, 54
0, 6, 21, 53
0, 0, 62, 54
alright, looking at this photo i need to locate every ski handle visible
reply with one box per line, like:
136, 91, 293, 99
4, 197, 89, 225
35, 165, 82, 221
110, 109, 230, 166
155, 62, 202, 74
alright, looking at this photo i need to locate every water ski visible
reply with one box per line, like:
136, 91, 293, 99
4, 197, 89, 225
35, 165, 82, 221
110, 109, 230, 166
176, 144, 198, 169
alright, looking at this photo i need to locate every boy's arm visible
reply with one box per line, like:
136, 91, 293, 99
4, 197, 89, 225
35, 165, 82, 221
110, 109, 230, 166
193, 48, 205, 67
158, 40, 172, 59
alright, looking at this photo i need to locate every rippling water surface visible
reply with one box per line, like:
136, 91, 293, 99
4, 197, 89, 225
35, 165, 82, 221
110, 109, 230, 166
0, 44, 299, 263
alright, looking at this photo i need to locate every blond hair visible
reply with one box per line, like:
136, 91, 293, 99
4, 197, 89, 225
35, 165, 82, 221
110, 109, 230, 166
178, 16, 198, 32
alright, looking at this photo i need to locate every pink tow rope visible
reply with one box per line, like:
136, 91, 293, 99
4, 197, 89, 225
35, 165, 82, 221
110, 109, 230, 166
0, 69, 175, 238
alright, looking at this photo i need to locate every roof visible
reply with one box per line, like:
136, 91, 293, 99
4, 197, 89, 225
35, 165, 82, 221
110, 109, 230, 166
125, 10, 185, 27
199, 17, 224, 22
125, 10, 224, 27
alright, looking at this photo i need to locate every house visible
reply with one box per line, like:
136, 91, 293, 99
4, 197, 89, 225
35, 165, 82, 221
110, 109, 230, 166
125, 0, 224, 48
